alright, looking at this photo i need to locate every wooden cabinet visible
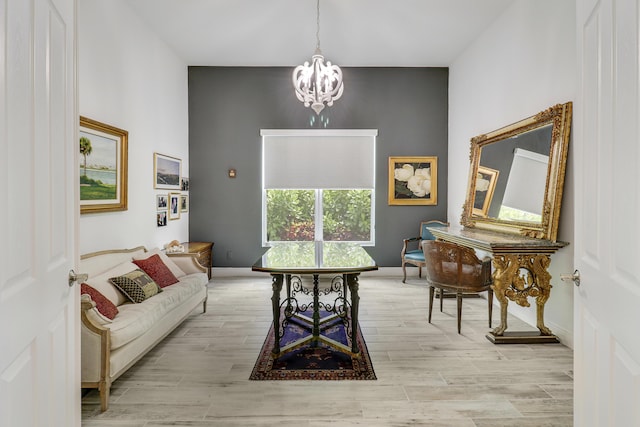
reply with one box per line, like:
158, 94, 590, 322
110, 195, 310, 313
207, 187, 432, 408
168, 242, 214, 279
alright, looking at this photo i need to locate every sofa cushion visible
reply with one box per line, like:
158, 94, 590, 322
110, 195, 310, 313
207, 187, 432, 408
134, 248, 186, 278
133, 254, 179, 288
109, 269, 162, 303
85, 261, 139, 307
80, 283, 119, 321
107, 274, 207, 349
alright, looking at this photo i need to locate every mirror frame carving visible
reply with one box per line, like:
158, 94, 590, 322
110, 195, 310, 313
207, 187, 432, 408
461, 102, 572, 242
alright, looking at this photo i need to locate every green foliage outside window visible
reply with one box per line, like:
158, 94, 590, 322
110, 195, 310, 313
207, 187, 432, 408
266, 190, 315, 241
323, 190, 371, 241
266, 189, 372, 242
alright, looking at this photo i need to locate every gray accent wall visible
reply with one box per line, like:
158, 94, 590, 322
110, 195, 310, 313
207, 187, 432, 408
188, 67, 448, 267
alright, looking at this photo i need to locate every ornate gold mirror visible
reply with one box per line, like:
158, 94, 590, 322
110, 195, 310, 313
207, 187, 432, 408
461, 102, 572, 241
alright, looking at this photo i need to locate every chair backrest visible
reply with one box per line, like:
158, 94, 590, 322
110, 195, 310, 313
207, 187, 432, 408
420, 220, 449, 241
422, 240, 491, 289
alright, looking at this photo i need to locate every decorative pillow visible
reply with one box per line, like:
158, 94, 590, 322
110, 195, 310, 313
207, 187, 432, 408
133, 248, 186, 278
80, 283, 119, 321
84, 261, 139, 307
133, 254, 179, 288
109, 269, 162, 303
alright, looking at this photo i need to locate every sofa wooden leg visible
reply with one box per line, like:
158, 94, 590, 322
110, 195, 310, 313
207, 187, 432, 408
203, 295, 208, 313
99, 381, 110, 412
402, 262, 407, 283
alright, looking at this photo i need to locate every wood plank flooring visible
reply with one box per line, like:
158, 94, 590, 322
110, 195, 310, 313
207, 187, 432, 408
81, 270, 573, 426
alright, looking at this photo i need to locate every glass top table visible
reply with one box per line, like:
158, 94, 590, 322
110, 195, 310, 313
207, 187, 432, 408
252, 241, 378, 274
252, 242, 378, 357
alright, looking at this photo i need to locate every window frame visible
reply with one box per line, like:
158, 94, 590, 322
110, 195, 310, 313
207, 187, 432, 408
260, 129, 377, 247
262, 188, 375, 246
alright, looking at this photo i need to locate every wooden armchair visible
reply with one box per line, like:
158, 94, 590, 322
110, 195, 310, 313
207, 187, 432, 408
422, 240, 493, 334
401, 220, 449, 283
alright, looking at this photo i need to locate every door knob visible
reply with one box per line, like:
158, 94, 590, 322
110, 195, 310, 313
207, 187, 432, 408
68, 269, 88, 287
560, 269, 580, 287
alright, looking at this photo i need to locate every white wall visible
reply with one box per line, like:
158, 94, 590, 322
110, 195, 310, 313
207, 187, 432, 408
449, 0, 577, 346
78, 0, 189, 254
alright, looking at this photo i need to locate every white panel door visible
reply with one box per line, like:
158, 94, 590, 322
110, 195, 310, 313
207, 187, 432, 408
0, 0, 79, 425
575, 0, 640, 425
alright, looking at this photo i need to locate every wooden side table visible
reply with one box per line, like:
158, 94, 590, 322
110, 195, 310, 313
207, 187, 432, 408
168, 242, 214, 279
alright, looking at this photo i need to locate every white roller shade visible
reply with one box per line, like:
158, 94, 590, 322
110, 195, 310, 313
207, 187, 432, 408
502, 148, 549, 215
261, 129, 377, 189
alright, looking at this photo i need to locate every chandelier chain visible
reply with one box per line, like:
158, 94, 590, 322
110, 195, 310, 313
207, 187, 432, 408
316, 0, 321, 52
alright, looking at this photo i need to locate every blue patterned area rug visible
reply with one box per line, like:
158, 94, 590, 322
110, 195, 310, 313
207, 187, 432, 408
249, 311, 376, 380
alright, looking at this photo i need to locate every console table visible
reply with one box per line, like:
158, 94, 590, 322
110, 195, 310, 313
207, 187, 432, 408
252, 242, 377, 358
167, 241, 214, 279
427, 225, 568, 344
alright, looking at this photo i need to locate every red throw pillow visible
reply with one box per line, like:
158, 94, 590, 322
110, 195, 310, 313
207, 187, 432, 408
133, 254, 180, 288
80, 283, 119, 320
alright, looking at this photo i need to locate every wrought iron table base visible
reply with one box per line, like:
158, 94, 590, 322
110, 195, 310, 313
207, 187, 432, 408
270, 273, 361, 358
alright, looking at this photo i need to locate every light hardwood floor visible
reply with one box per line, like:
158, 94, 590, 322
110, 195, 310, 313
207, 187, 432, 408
82, 270, 573, 426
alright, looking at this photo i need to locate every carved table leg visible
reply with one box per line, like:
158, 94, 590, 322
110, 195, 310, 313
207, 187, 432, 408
532, 255, 554, 336
488, 254, 558, 344
345, 273, 360, 355
270, 274, 284, 355
490, 255, 519, 336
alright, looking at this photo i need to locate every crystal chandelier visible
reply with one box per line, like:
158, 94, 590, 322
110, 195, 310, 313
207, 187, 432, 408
292, 0, 344, 114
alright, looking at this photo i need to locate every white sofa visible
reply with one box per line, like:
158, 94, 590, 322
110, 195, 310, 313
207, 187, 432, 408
79, 246, 208, 411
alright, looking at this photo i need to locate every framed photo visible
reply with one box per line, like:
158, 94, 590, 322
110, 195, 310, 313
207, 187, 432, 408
154, 153, 181, 190
156, 194, 168, 211
157, 211, 167, 227
180, 195, 189, 213
388, 156, 437, 205
181, 177, 190, 191
168, 192, 181, 220
79, 116, 128, 214
473, 166, 500, 217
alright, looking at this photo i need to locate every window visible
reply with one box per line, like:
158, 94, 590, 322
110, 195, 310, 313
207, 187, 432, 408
498, 148, 548, 222
261, 129, 377, 245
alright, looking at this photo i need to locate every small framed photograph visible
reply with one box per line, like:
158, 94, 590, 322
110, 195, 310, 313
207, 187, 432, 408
180, 195, 189, 213
473, 166, 500, 217
157, 211, 167, 227
156, 194, 168, 211
154, 153, 181, 190
181, 177, 190, 191
168, 193, 181, 220
388, 156, 438, 205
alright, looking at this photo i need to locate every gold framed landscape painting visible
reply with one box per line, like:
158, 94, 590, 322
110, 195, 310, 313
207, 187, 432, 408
388, 156, 437, 205
79, 116, 128, 214
154, 153, 182, 190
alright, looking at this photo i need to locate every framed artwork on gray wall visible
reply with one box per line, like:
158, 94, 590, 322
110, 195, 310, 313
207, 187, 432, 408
79, 116, 128, 214
388, 156, 438, 205
154, 152, 181, 190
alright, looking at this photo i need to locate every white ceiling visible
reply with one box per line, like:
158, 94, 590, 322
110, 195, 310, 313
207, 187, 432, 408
124, 0, 516, 67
